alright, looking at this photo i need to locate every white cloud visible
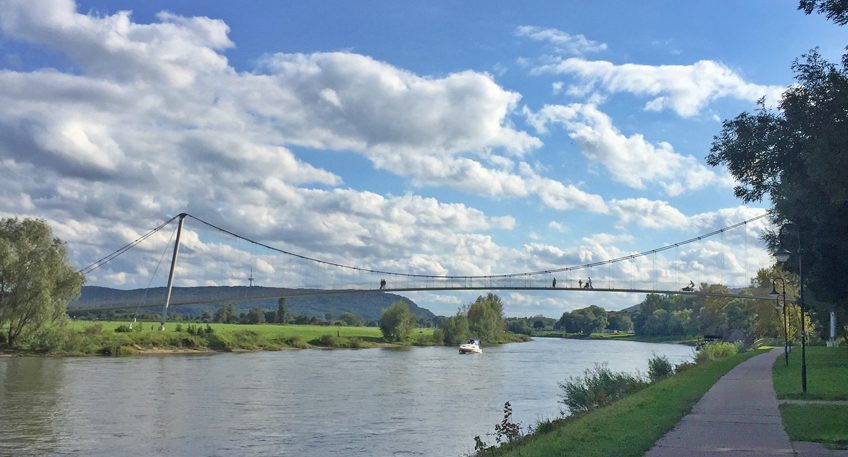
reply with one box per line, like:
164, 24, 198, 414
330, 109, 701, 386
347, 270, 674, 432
524, 103, 729, 194
515, 26, 607, 55
530, 58, 785, 117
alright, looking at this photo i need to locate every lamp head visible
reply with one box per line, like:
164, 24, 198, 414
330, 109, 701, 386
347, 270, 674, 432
774, 246, 792, 263
770, 284, 779, 298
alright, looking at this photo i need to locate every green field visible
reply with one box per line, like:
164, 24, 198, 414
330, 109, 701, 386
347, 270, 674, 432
37, 321, 438, 355
483, 349, 763, 457
773, 346, 848, 401
774, 346, 848, 448
67, 321, 395, 341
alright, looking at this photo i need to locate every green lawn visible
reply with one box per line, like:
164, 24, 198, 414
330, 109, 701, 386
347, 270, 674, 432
780, 404, 848, 448
773, 346, 848, 400
774, 346, 848, 448
67, 321, 395, 341
49, 321, 438, 355
488, 349, 764, 457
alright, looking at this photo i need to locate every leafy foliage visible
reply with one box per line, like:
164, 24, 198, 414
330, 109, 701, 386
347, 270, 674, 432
694, 341, 739, 363
0, 218, 85, 347
559, 363, 648, 414
707, 48, 848, 316
647, 354, 674, 382
378, 301, 417, 341
557, 305, 608, 335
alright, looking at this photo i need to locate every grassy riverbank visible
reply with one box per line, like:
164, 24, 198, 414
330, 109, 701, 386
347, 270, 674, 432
15, 321, 440, 355
533, 331, 699, 345
774, 346, 848, 448
479, 349, 763, 457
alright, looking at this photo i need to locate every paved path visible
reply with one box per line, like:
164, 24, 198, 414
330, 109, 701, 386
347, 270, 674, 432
644, 348, 793, 457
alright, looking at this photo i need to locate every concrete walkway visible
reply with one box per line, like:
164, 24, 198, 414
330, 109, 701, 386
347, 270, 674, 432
644, 348, 793, 456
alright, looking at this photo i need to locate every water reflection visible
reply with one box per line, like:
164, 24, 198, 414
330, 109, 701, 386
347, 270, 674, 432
0, 338, 693, 456
0, 357, 65, 455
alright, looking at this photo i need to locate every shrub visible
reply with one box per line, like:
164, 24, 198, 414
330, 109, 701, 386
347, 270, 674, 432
285, 335, 309, 349
674, 361, 697, 373
83, 323, 103, 335
319, 333, 340, 347
559, 362, 648, 414
647, 354, 674, 382
174, 324, 183, 332
207, 333, 234, 351
114, 324, 132, 333
695, 341, 738, 363
432, 328, 444, 344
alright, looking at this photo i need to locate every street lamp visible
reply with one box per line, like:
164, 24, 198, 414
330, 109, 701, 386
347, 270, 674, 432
773, 225, 807, 393
770, 278, 789, 367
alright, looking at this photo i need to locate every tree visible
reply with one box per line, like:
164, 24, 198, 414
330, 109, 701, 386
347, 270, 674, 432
379, 301, 417, 341
441, 312, 470, 344
247, 307, 266, 324
707, 48, 848, 318
799, 0, 848, 25
607, 312, 633, 332
277, 297, 287, 324
0, 218, 85, 347
213, 304, 237, 324
339, 312, 365, 327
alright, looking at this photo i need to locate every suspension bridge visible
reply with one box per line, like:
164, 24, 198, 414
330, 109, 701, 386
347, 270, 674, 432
70, 212, 784, 327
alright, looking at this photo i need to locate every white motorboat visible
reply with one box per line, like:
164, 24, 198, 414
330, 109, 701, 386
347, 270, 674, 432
458, 338, 482, 354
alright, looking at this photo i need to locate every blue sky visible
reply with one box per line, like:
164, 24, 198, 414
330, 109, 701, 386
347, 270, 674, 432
0, 0, 842, 317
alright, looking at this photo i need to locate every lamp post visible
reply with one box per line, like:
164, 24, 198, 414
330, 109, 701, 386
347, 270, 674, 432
770, 278, 789, 367
773, 226, 807, 393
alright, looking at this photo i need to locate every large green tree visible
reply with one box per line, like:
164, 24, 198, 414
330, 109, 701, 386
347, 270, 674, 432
0, 218, 85, 347
707, 48, 848, 317
466, 294, 505, 342
379, 301, 417, 341
277, 297, 287, 324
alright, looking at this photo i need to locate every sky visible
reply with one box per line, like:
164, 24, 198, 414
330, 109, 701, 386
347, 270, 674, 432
0, 0, 843, 317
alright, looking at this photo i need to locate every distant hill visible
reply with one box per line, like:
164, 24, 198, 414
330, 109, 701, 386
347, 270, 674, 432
69, 286, 435, 320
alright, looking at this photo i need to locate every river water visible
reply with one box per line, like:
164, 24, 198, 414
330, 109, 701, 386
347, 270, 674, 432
0, 338, 693, 456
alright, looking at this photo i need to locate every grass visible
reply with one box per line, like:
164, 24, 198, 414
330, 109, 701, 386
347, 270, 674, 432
774, 345, 848, 448
485, 349, 763, 457
533, 331, 699, 345
33, 321, 439, 355
773, 346, 848, 400
67, 321, 392, 342
779, 405, 848, 449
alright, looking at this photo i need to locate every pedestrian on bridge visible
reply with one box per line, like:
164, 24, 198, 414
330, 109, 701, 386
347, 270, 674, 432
552, 278, 556, 288
380, 279, 386, 289
578, 279, 582, 288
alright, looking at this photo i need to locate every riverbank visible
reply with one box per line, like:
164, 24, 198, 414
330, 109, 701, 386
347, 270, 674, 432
5, 321, 528, 356
476, 348, 763, 457
533, 331, 699, 345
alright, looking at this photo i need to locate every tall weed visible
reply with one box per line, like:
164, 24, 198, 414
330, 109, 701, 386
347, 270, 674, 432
559, 362, 648, 413
648, 354, 674, 382
695, 341, 738, 363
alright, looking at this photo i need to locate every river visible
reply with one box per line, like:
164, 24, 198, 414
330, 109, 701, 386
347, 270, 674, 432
0, 338, 693, 456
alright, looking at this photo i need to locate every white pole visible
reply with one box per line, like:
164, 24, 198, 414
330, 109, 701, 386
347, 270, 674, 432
159, 214, 187, 331
828, 311, 837, 347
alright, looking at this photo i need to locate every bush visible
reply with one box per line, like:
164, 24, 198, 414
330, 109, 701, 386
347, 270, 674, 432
695, 341, 738, 363
285, 335, 309, 349
207, 333, 234, 351
648, 354, 674, 382
114, 324, 132, 333
559, 362, 648, 414
319, 333, 341, 347
432, 328, 444, 344
83, 323, 103, 335
674, 361, 697, 373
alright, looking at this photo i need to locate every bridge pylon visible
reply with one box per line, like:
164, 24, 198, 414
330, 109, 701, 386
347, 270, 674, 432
159, 213, 187, 331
